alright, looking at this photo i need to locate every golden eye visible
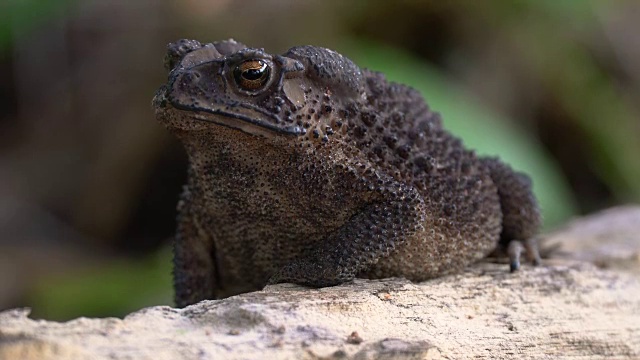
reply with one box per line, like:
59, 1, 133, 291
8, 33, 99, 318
233, 60, 270, 91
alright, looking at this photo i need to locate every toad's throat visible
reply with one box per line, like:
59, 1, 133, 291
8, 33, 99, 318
170, 102, 306, 137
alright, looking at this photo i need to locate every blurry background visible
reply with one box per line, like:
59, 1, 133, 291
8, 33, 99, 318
1, 0, 639, 320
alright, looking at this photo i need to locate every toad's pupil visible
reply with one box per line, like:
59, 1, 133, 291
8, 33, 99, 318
243, 68, 264, 80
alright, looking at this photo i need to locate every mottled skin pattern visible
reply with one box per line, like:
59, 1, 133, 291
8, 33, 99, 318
153, 39, 541, 307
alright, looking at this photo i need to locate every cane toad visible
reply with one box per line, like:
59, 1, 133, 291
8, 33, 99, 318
153, 39, 541, 307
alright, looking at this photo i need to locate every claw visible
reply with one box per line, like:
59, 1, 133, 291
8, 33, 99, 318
507, 238, 541, 272
507, 240, 524, 272
510, 260, 520, 272
524, 237, 542, 266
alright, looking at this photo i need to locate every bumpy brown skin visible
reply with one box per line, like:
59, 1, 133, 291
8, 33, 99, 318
153, 39, 541, 307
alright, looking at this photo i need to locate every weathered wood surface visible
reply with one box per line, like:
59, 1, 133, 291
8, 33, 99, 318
1, 206, 639, 360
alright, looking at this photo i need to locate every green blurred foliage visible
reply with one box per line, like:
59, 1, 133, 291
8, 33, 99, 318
27, 249, 173, 320
469, 0, 640, 204
1, 0, 77, 52
509, 12, 640, 203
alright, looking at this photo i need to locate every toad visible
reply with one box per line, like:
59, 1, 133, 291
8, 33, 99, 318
153, 39, 541, 307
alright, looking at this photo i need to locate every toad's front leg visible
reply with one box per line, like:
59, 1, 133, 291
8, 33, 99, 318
268, 174, 426, 287
173, 189, 219, 308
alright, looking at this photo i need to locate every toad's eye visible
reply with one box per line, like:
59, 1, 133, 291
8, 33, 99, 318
233, 60, 271, 91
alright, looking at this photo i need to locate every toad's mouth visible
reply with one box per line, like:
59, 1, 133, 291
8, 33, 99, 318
168, 101, 306, 137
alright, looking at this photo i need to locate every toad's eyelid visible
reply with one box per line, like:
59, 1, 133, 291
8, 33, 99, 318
240, 60, 267, 71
